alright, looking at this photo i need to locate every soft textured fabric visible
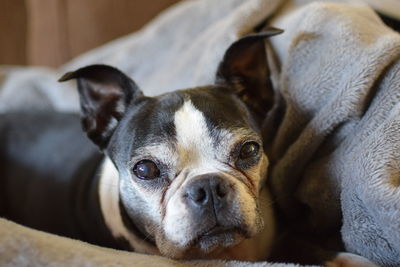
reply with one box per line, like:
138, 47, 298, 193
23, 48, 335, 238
1, 0, 400, 266
0, 218, 301, 267
267, 2, 400, 265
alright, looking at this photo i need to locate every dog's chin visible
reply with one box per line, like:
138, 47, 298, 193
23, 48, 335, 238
195, 227, 244, 253
156, 227, 249, 260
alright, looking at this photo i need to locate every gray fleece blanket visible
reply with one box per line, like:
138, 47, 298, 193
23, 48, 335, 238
1, 0, 400, 266
268, 1, 400, 265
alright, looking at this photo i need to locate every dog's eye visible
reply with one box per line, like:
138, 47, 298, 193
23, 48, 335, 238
133, 160, 160, 180
239, 142, 260, 159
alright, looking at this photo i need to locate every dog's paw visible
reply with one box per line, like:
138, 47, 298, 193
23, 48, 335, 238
324, 252, 379, 267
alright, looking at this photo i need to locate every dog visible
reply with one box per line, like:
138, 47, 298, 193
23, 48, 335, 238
0, 29, 283, 261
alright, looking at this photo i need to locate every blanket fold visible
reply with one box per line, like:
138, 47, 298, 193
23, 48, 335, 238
0, 218, 302, 267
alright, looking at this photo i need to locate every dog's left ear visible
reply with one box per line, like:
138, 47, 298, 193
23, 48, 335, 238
59, 65, 143, 149
216, 28, 283, 118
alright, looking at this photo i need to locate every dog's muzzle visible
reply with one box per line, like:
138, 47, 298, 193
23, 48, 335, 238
180, 173, 250, 251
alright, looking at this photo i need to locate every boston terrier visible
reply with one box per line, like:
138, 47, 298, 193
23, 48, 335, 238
0, 30, 282, 261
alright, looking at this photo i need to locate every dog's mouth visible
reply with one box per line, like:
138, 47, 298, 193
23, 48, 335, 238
193, 225, 247, 252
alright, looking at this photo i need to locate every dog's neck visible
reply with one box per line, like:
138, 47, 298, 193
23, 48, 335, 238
98, 157, 160, 254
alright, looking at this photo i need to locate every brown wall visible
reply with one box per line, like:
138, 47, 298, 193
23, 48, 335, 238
0, 0, 179, 67
0, 0, 28, 65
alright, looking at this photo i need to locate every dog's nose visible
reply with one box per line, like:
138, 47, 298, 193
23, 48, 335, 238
185, 174, 231, 211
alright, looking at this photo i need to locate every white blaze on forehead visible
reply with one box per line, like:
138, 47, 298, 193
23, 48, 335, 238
174, 100, 215, 168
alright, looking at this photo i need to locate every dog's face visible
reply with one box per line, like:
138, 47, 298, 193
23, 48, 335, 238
60, 29, 282, 259
109, 87, 268, 258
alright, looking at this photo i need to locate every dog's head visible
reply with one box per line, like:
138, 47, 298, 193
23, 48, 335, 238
60, 29, 281, 259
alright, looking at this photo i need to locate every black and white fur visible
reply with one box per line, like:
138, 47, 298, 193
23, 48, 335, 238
0, 30, 282, 261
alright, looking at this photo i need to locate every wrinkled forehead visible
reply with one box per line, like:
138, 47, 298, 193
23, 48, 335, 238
109, 87, 258, 162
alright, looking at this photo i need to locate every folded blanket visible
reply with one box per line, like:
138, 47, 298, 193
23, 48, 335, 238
1, 0, 400, 266
267, 1, 400, 265
0, 66, 79, 112
0, 218, 302, 267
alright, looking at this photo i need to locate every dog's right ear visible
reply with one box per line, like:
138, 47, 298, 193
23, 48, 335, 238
59, 65, 143, 149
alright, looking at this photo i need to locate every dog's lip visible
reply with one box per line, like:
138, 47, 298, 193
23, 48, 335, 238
201, 225, 237, 237
178, 224, 251, 253
194, 224, 248, 244
189, 225, 247, 252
